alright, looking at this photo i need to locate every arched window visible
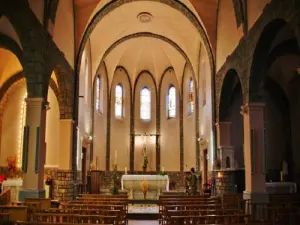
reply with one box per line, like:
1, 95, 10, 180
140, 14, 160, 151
189, 78, 194, 114
168, 86, 176, 118
95, 76, 101, 113
115, 84, 123, 118
140, 87, 151, 120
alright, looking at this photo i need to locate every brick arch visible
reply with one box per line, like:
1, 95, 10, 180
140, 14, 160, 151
215, 0, 300, 119
218, 69, 243, 122
0, 74, 60, 154
0, 33, 23, 64
53, 64, 74, 119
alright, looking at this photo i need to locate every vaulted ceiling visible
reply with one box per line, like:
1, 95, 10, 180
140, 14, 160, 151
78, 0, 214, 84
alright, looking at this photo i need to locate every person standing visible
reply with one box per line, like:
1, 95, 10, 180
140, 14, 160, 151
190, 167, 197, 195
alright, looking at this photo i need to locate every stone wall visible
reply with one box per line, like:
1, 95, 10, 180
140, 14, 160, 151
44, 168, 77, 201
95, 171, 186, 191
213, 169, 245, 195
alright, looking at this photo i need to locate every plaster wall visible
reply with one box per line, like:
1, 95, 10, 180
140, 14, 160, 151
182, 66, 196, 171
247, 0, 269, 30
198, 49, 213, 170
228, 85, 244, 168
28, 0, 44, 25
216, 0, 243, 71
0, 82, 59, 168
93, 62, 108, 170
110, 68, 131, 171
134, 72, 156, 171
0, 17, 21, 48
53, 0, 75, 68
160, 69, 180, 171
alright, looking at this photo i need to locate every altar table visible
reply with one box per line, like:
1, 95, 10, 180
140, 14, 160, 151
266, 182, 297, 194
121, 175, 169, 200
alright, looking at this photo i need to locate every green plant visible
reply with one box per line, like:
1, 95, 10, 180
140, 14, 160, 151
110, 186, 118, 195
159, 171, 166, 176
142, 155, 148, 168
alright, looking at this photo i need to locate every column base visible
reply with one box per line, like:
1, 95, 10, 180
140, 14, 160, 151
19, 189, 45, 201
243, 191, 269, 203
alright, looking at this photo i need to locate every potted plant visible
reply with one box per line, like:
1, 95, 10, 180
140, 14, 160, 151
6, 155, 16, 178
142, 155, 148, 172
45, 176, 52, 186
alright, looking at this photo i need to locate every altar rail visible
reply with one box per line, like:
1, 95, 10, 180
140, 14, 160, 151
0, 189, 11, 205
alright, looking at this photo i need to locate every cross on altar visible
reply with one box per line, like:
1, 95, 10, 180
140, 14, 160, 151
130, 132, 161, 153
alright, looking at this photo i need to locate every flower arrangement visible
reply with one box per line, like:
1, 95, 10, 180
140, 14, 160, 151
110, 164, 120, 195
142, 155, 148, 169
45, 176, 52, 185
6, 155, 17, 178
141, 180, 149, 200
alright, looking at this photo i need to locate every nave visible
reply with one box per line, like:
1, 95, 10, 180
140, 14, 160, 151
1, 190, 300, 224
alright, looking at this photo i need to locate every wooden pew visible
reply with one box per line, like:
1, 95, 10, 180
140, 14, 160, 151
0, 206, 28, 221
0, 189, 11, 205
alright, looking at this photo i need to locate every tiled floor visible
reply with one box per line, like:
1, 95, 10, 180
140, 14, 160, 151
128, 220, 159, 225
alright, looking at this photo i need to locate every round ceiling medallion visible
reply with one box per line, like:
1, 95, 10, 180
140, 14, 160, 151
137, 12, 153, 23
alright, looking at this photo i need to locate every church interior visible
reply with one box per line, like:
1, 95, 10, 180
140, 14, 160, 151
0, 0, 300, 224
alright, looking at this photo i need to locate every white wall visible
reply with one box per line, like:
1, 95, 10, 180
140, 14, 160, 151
53, 0, 75, 68
110, 67, 131, 171
160, 68, 180, 171
134, 72, 156, 171
183, 65, 196, 170
93, 62, 108, 170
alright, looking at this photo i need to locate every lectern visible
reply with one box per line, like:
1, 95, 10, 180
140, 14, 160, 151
90, 170, 101, 194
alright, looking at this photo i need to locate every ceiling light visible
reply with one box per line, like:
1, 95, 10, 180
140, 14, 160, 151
137, 12, 153, 23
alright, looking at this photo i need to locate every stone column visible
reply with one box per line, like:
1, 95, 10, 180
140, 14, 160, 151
242, 103, 268, 203
19, 98, 47, 200
59, 119, 74, 170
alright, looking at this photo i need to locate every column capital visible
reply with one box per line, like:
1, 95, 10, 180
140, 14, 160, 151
241, 102, 265, 114
25, 97, 44, 104
215, 121, 231, 127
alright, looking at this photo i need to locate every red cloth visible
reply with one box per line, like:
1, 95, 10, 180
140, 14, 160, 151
0, 174, 6, 182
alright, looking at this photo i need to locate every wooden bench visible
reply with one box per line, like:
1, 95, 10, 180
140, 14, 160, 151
0, 206, 28, 221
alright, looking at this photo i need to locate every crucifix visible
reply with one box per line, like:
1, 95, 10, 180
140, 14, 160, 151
130, 132, 161, 155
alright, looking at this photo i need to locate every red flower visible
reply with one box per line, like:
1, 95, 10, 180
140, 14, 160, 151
0, 174, 6, 182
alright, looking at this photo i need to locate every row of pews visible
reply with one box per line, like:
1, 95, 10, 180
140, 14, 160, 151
159, 193, 300, 225
159, 194, 250, 224
0, 193, 128, 225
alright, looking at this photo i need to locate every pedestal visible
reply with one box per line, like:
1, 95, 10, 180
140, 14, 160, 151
2, 179, 23, 202
90, 170, 101, 194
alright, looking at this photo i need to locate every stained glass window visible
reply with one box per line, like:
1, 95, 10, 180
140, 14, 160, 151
95, 76, 101, 113
168, 86, 176, 118
189, 78, 194, 114
115, 84, 123, 118
140, 87, 151, 120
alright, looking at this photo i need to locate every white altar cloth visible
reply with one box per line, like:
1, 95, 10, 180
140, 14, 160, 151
121, 175, 169, 191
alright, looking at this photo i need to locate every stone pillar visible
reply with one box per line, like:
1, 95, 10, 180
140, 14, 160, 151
19, 98, 47, 200
59, 119, 74, 170
242, 103, 268, 203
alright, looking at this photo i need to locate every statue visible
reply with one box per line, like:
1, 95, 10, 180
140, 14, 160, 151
281, 160, 288, 181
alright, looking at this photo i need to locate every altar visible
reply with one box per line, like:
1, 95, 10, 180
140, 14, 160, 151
121, 175, 169, 200
2, 179, 23, 202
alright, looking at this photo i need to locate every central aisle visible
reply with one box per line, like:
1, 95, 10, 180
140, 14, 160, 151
128, 221, 159, 225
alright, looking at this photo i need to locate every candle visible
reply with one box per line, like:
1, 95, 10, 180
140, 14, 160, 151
125, 167, 127, 174
114, 150, 117, 165
162, 167, 164, 172
280, 171, 283, 182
